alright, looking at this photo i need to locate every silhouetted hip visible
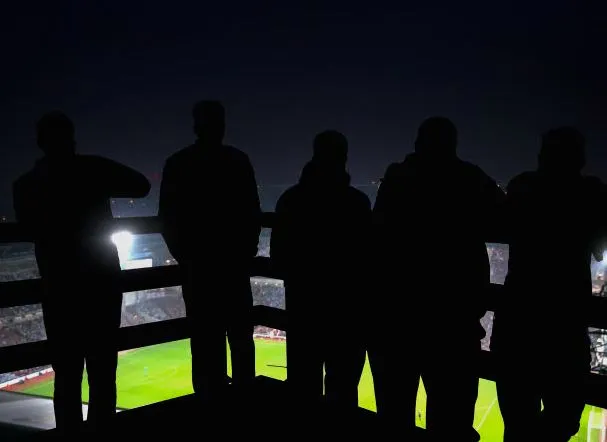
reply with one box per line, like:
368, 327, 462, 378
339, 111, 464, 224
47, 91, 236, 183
492, 282, 590, 358
368, 288, 483, 442
494, 343, 589, 442
180, 262, 255, 396
285, 283, 365, 408
493, 283, 590, 442
42, 277, 122, 431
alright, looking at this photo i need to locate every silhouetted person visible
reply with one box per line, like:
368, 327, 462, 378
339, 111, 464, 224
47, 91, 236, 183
13, 111, 150, 433
271, 131, 371, 409
159, 101, 260, 400
492, 127, 604, 441
370, 117, 505, 440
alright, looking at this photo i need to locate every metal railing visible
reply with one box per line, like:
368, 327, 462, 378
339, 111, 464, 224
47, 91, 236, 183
1, 214, 606, 408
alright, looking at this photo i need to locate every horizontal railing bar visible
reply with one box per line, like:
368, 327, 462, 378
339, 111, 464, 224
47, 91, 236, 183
0, 305, 286, 374
2, 313, 607, 410
4, 273, 607, 330
0, 256, 281, 309
0, 217, 164, 242
0, 213, 277, 243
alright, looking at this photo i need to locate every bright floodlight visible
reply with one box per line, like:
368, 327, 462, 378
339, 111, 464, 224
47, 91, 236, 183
111, 231, 133, 263
603, 250, 607, 263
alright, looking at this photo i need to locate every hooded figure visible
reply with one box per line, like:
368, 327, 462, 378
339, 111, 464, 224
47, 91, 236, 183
370, 117, 505, 440
271, 130, 371, 409
493, 127, 606, 442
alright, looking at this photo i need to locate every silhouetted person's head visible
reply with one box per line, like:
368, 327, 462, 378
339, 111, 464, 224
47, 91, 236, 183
193, 100, 225, 145
36, 111, 76, 158
415, 117, 458, 159
538, 127, 586, 176
312, 130, 348, 168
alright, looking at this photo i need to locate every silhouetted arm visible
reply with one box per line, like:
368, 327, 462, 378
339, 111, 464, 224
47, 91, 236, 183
88, 156, 151, 198
12, 180, 35, 237
373, 163, 400, 244
480, 171, 507, 243
158, 158, 185, 263
270, 193, 290, 278
599, 181, 607, 260
239, 153, 262, 258
503, 175, 527, 247
373, 165, 395, 220
588, 177, 607, 261
355, 192, 373, 273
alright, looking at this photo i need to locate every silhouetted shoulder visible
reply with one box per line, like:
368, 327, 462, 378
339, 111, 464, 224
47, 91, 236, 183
76, 154, 110, 164
382, 162, 406, 184
13, 169, 35, 191
348, 186, 372, 210
222, 145, 251, 162
13, 164, 52, 203
12, 172, 35, 218
77, 154, 150, 198
583, 175, 605, 191
76, 154, 127, 168
275, 184, 301, 213
457, 160, 494, 182
164, 144, 198, 167
582, 176, 607, 204
165, 144, 251, 168
506, 171, 537, 194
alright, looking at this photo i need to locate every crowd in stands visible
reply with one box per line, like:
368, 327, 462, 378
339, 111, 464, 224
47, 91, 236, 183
252, 277, 285, 309
254, 326, 286, 338
0, 267, 39, 282
0, 366, 51, 384
487, 244, 508, 285
122, 291, 186, 326
257, 230, 270, 257
0, 306, 46, 346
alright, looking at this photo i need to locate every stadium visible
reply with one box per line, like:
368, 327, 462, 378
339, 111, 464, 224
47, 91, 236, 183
1, 192, 607, 441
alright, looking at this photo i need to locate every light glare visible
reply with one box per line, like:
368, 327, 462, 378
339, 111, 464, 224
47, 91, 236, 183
111, 231, 133, 263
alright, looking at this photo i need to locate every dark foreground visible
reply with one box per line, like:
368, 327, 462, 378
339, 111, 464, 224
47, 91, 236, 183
2, 376, 435, 441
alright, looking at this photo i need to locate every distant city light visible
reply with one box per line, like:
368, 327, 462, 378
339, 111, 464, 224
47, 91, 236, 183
111, 231, 134, 263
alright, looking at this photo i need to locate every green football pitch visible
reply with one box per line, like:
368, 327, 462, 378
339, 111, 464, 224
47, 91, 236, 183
19, 339, 602, 441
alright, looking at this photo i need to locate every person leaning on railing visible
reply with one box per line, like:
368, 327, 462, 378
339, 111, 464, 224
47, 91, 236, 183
13, 111, 150, 434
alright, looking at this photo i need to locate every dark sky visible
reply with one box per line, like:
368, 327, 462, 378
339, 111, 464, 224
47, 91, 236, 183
1, 1, 605, 216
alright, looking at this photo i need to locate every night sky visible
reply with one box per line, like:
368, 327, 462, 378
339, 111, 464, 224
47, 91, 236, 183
1, 1, 605, 216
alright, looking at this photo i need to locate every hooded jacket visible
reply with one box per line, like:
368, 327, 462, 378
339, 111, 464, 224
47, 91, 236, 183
374, 152, 505, 322
271, 160, 371, 309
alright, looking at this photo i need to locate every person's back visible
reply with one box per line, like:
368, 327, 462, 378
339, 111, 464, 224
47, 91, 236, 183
159, 101, 260, 399
271, 131, 371, 408
503, 172, 602, 324
160, 144, 260, 265
374, 118, 504, 325
370, 117, 504, 441
494, 127, 604, 442
273, 160, 371, 311
13, 111, 150, 433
